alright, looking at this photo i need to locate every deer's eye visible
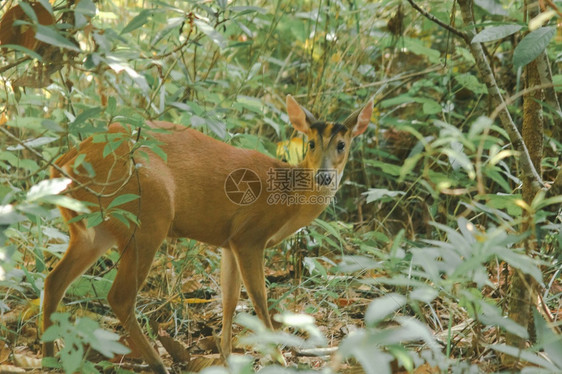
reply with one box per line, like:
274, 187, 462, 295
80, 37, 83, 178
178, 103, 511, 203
337, 141, 346, 153
309, 140, 316, 150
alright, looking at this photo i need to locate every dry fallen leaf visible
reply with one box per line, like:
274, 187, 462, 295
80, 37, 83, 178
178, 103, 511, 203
158, 334, 190, 363
0, 340, 10, 364
12, 354, 41, 369
185, 355, 222, 372
0, 364, 26, 373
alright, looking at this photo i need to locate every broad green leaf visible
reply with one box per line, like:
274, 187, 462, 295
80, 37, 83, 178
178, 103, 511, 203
455, 73, 488, 94
107, 194, 139, 209
38, 195, 90, 213
396, 317, 441, 352
230, 5, 267, 14
474, 0, 508, 16
403, 38, 440, 63
365, 293, 407, 326
479, 302, 528, 338
472, 24, 522, 43
71, 107, 103, 128
7, 136, 57, 150
91, 329, 130, 357
410, 287, 438, 303
489, 344, 558, 370
363, 188, 405, 203
34, 25, 80, 52
74, 0, 96, 28
534, 310, 562, 368
365, 160, 402, 176
513, 27, 555, 68
102, 139, 123, 158
313, 219, 344, 243
0, 205, 26, 225
37, 0, 53, 15
27, 178, 71, 201
85, 212, 104, 228
339, 331, 393, 374
18, 2, 38, 23
121, 10, 151, 34
421, 98, 441, 115
0, 44, 43, 60
41, 325, 60, 342
194, 19, 227, 49
492, 246, 543, 285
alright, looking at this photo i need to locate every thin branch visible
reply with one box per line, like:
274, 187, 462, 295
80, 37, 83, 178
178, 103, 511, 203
405, 0, 469, 41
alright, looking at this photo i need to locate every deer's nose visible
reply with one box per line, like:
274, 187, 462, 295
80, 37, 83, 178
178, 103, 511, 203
315, 169, 336, 187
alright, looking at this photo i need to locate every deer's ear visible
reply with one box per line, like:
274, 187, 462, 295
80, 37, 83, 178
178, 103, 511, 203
286, 95, 316, 133
344, 99, 373, 137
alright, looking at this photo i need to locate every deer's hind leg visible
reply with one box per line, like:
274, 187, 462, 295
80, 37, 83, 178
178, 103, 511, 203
43, 224, 115, 356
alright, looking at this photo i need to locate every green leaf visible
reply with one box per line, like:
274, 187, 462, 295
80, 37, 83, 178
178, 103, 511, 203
365, 160, 402, 176
0, 204, 26, 225
230, 5, 267, 14
403, 38, 440, 63
363, 188, 405, 203
85, 212, 104, 228
513, 27, 555, 68
0, 44, 43, 61
41, 357, 61, 369
493, 246, 543, 285
489, 344, 558, 370
421, 98, 441, 115
455, 73, 488, 94
91, 329, 130, 357
110, 209, 140, 227
102, 139, 123, 158
37, 0, 53, 15
479, 302, 528, 338
27, 178, 71, 202
41, 326, 60, 342
313, 219, 344, 243
194, 19, 227, 49
34, 25, 80, 52
339, 330, 393, 374
18, 2, 38, 23
410, 287, 438, 303
74, 0, 96, 28
365, 293, 407, 326
474, 0, 508, 16
107, 194, 139, 209
121, 10, 151, 34
472, 24, 522, 43
534, 310, 562, 368
71, 107, 103, 128
37, 195, 90, 213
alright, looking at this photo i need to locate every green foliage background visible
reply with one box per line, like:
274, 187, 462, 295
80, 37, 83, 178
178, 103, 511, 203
1, 0, 561, 372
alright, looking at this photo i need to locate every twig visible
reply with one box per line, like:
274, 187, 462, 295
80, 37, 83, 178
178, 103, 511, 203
405, 0, 469, 41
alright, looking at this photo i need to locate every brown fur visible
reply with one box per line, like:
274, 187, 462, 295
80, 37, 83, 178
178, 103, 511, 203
43, 96, 373, 373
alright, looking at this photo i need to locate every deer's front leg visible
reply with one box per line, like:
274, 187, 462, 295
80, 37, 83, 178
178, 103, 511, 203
220, 248, 241, 357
